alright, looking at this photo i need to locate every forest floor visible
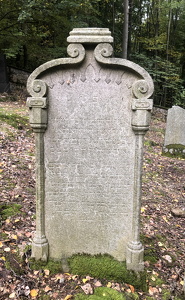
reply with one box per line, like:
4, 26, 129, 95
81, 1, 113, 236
0, 94, 185, 300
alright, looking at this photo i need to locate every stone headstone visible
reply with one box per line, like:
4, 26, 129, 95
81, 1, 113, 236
27, 28, 154, 271
0, 54, 10, 93
163, 106, 185, 157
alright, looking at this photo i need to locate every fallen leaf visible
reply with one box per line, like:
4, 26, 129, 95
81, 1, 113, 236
14, 218, 20, 223
9, 292, 16, 299
82, 278, 89, 284
128, 284, 135, 293
0, 241, 3, 248
162, 216, 169, 223
94, 280, 102, 287
106, 282, 112, 288
44, 269, 50, 276
44, 286, 52, 292
0, 256, 6, 261
30, 289, 39, 297
81, 283, 93, 295
64, 295, 73, 300
149, 286, 159, 295
33, 270, 39, 275
11, 234, 17, 240
141, 206, 146, 213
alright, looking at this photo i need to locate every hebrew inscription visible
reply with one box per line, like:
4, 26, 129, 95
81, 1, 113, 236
44, 75, 135, 259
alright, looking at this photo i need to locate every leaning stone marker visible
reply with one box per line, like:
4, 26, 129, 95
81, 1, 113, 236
27, 28, 154, 271
163, 106, 185, 158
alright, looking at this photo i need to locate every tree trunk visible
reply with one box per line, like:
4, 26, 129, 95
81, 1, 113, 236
122, 0, 129, 59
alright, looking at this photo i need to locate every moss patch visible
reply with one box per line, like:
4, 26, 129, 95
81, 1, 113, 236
163, 144, 185, 158
0, 203, 22, 221
68, 254, 147, 291
75, 287, 139, 300
29, 259, 63, 275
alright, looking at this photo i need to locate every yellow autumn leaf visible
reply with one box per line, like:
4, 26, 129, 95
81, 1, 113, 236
15, 218, 20, 223
11, 234, 17, 240
0, 241, 3, 248
141, 207, 146, 213
162, 216, 169, 223
0, 256, 6, 261
34, 270, 40, 275
107, 282, 112, 288
180, 280, 184, 286
30, 289, 39, 297
64, 295, 73, 300
44, 269, 50, 276
82, 278, 88, 284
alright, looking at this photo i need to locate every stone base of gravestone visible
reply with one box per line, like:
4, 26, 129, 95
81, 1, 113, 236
0, 54, 10, 93
162, 144, 185, 158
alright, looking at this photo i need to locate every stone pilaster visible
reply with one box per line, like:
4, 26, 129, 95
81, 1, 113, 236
27, 91, 49, 261
126, 87, 153, 271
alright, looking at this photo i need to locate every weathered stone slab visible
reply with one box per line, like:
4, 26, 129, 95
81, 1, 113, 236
163, 106, 185, 157
27, 28, 154, 271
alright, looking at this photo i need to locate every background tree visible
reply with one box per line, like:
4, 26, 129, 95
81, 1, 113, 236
0, 0, 184, 108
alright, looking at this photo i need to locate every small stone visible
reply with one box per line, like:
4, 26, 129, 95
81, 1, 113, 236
162, 255, 172, 263
171, 208, 185, 218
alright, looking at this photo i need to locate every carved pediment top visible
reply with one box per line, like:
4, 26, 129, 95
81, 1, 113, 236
27, 43, 85, 97
94, 43, 154, 99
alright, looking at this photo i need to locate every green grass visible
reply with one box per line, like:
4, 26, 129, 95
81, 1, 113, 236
0, 111, 29, 129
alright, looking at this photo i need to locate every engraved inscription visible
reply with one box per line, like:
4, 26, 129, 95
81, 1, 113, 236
44, 86, 135, 242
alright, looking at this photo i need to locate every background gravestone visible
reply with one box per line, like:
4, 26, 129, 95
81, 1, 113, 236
163, 106, 185, 158
27, 28, 154, 271
0, 54, 10, 93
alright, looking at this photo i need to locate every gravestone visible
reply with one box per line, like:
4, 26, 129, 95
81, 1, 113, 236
27, 28, 154, 271
163, 106, 185, 157
0, 54, 10, 93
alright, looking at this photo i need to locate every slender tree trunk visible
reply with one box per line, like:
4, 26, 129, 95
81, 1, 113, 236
164, 0, 172, 106
122, 0, 129, 59
166, 1, 172, 62
127, 0, 132, 58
